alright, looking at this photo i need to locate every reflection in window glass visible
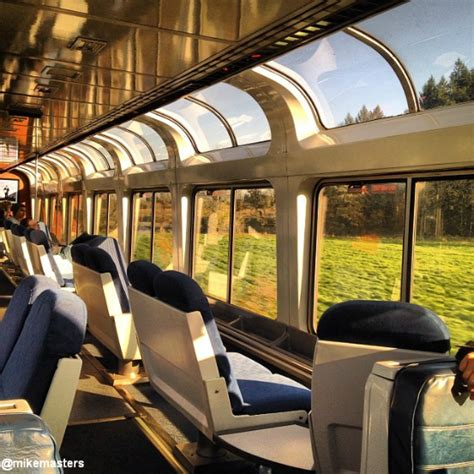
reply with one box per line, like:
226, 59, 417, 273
160, 99, 232, 152
102, 128, 152, 165
412, 179, 474, 347
315, 183, 406, 319
273, 32, 408, 128
94, 193, 108, 236
191, 83, 271, 145
131, 192, 153, 261
153, 192, 173, 269
77, 194, 84, 236
69, 195, 79, 241
232, 189, 277, 318
193, 190, 231, 301
107, 194, 118, 239
358, 0, 473, 110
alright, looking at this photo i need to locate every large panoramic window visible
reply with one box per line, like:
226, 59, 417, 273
314, 182, 406, 318
358, 0, 473, 110
191, 83, 271, 145
412, 178, 474, 347
131, 190, 173, 268
272, 31, 408, 128
193, 186, 277, 318
68, 193, 84, 241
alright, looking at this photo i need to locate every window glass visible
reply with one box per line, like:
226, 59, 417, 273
131, 192, 153, 261
43, 196, 49, 226
193, 190, 231, 300
358, 0, 473, 110
77, 194, 84, 236
81, 140, 115, 170
153, 192, 173, 269
60, 197, 67, 243
107, 194, 118, 239
122, 121, 169, 163
160, 99, 232, 152
412, 179, 474, 347
272, 32, 408, 128
191, 83, 271, 145
314, 182, 406, 319
95, 193, 108, 236
102, 128, 152, 165
231, 188, 277, 318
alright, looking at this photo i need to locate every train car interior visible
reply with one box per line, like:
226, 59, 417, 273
0, 0, 472, 472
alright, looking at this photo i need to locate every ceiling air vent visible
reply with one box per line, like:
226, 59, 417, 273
42, 65, 81, 81
34, 83, 59, 96
68, 36, 107, 55
7, 104, 43, 118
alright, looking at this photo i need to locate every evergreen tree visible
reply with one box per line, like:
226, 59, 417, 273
449, 58, 472, 103
420, 75, 442, 109
343, 113, 355, 125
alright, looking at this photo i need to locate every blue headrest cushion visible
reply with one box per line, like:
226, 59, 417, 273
85, 247, 130, 313
28, 229, 50, 251
70, 232, 97, 245
24, 228, 34, 241
13, 224, 27, 236
317, 300, 450, 353
4, 219, 12, 229
0, 276, 60, 372
128, 260, 163, 296
153, 271, 244, 412
71, 243, 90, 266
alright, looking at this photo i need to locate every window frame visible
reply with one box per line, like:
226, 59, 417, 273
310, 171, 474, 333
190, 182, 276, 317
93, 191, 117, 237
67, 192, 83, 242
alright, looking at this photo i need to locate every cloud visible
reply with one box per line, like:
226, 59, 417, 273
434, 51, 467, 69
228, 114, 254, 129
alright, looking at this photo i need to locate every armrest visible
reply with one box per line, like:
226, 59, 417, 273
0, 399, 32, 414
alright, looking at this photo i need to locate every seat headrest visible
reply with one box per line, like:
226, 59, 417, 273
317, 300, 450, 353
85, 247, 130, 313
11, 224, 24, 236
71, 243, 90, 266
41, 289, 87, 356
4, 219, 12, 229
128, 260, 163, 296
28, 229, 50, 251
153, 270, 212, 321
70, 232, 97, 245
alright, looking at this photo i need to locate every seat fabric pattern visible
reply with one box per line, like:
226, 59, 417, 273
0, 289, 87, 413
85, 247, 130, 312
128, 260, 162, 296
317, 300, 450, 353
28, 229, 51, 251
0, 276, 60, 372
153, 270, 245, 412
389, 360, 474, 473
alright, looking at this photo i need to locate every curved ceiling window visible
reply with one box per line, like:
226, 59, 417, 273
93, 133, 133, 171
81, 140, 115, 171
190, 83, 271, 145
357, 0, 473, 110
67, 143, 110, 174
100, 127, 153, 165
271, 31, 408, 128
159, 99, 232, 152
121, 120, 169, 163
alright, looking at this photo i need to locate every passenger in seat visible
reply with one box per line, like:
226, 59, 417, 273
7, 203, 26, 225
20, 217, 39, 230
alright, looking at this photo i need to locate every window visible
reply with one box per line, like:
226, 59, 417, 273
131, 190, 173, 268
193, 186, 277, 318
68, 193, 84, 242
412, 178, 474, 347
94, 192, 118, 238
314, 182, 406, 319
50, 196, 67, 244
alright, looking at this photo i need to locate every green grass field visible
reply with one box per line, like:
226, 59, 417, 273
136, 232, 473, 349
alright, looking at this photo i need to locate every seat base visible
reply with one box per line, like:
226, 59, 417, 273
217, 424, 314, 472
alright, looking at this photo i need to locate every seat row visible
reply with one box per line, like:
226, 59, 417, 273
65, 232, 473, 473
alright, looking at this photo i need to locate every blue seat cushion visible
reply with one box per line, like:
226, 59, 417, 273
85, 247, 130, 313
128, 260, 163, 296
317, 300, 450, 353
71, 243, 90, 266
238, 374, 311, 415
0, 276, 60, 372
153, 271, 245, 413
